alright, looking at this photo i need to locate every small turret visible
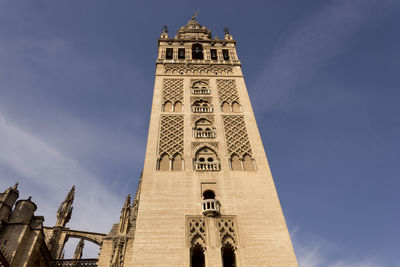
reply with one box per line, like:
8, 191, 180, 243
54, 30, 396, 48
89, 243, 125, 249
56, 185, 75, 227
0, 183, 19, 227
9, 196, 37, 224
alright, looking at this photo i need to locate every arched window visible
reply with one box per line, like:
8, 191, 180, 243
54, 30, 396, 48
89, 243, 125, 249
230, 154, 242, 171
194, 118, 215, 138
192, 81, 210, 94
191, 243, 205, 267
203, 190, 215, 200
195, 147, 220, 171
172, 154, 183, 171
192, 44, 204, 60
192, 100, 212, 113
221, 244, 236, 267
222, 102, 231, 113
174, 101, 182, 112
164, 101, 173, 112
243, 155, 255, 171
158, 154, 170, 171
196, 147, 217, 163
232, 102, 241, 113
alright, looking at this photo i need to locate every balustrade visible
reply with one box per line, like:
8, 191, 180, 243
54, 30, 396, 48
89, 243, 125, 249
202, 199, 220, 217
191, 88, 210, 95
192, 106, 213, 113
194, 161, 220, 171
193, 129, 216, 138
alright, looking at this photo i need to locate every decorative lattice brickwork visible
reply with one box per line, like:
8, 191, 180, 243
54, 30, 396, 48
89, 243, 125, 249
222, 116, 252, 157
217, 79, 240, 105
187, 217, 207, 247
165, 64, 233, 75
162, 79, 183, 104
218, 218, 238, 247
159, 115, 184, 157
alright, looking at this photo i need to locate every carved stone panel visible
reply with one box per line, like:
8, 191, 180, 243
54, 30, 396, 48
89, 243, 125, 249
218, 217, 238, 248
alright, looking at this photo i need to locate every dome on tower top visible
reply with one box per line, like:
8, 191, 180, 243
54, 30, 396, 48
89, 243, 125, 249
176, 13, 212, 40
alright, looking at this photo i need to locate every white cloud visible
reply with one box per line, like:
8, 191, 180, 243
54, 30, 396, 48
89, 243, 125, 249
292, 227, 382, 267
0, 113, 124, 256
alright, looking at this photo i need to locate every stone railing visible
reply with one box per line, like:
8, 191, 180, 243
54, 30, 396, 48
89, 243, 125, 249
193, 129, 216, 138
192, 106, 213, 113
202, 199, 221, 217
191, 88, 211, 95
194, 161, 220, 171
54, 259, 98, 267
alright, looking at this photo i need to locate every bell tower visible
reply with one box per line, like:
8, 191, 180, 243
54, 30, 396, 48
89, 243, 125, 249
131, 15, 298, 266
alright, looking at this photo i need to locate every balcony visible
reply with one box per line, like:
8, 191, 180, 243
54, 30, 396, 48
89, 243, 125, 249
193, 129, 216, 138
191, 88, 211, 95
192, 106, 213, 113
202, 199, 220, 217
194, 161, 220, 171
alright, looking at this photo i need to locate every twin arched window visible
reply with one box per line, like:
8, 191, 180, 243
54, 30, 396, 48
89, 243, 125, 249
163, 101, 182, 112
222, 101, 241, 113
230, 154, 255, 171
158, 154, 183, 171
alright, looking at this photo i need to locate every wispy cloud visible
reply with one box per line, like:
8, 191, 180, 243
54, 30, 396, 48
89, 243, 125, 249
251, 0, 396, 112
0, 113, 126, 257
291, 227, 382, 267
0, 114, 122, 230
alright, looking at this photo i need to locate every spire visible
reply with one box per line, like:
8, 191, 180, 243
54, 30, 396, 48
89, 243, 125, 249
56, 185, 75, 227
118, 194, 131, 234
73, 238, 84, 259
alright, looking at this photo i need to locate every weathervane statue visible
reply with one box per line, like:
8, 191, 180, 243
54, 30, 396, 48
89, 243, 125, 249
191, 10, 199, 21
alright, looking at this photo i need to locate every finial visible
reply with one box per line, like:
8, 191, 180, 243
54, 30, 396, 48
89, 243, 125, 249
223, 27, 229, 35
12, 182, 19, 190
162, 25, 168, 34
28, 196, 32, 201
191, 10, 199, 21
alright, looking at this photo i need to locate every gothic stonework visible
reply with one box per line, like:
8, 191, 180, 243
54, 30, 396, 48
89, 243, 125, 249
187, 217, 207, 248
218, 217, 238, 248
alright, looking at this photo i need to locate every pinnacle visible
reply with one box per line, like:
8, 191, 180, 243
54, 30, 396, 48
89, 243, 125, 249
13, 182, 19, 190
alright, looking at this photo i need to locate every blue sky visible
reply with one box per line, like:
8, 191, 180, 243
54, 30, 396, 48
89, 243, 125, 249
1, 0, 399, 265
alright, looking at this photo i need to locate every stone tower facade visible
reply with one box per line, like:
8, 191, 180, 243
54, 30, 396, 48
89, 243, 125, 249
0, 16, 298, 267
130, 16, 298, 266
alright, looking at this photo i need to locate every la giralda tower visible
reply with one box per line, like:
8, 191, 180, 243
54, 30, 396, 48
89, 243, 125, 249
131, 15, 298, 266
